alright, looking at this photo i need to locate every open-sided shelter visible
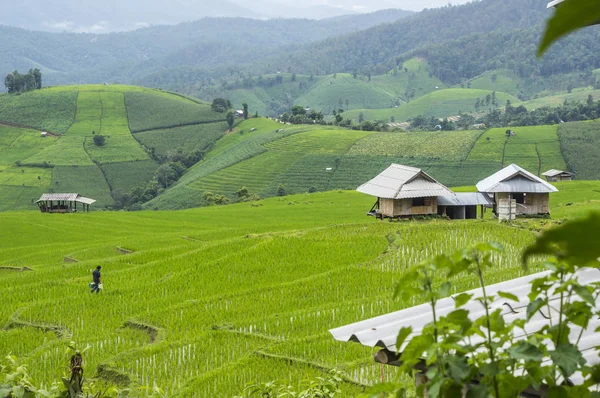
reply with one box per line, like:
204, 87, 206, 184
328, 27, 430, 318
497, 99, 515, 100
476, 164, 558, 220
436, 192, 494, 220
358, 164, 453, 219
542, 169, 574, 182
36, 193, 96, 213
330, 268, 600, 396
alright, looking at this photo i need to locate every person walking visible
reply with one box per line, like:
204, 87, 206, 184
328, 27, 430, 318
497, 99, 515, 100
91, 266, 102, 294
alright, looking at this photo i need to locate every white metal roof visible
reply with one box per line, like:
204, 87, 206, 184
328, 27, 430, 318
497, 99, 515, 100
437, 193, 494, 207
542, 169, 573, 177
36, 193, 96, 205
357, 164, 453, 200
476, 164, 559, 194
330, 268, 600, 377
547, 0, 564, 8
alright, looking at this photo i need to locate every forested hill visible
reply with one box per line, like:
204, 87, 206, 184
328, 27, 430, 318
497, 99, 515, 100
0, 9, 413, 86
250, 0, 551, 75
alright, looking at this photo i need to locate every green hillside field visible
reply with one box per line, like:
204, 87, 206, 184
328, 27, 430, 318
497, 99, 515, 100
147, 118, 577, 210
0, 85, 228, 211
2, 182, 599, 395
344, 88, 520, 122
213, 59, 445, 117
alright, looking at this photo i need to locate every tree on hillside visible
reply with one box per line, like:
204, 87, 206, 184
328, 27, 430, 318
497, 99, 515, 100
226, 111, 235, 132
211, 98, 232, 113
242, 103, 248, 120
4, 69, 42, 94
92, 134, 106, 146
358, 112, 364, 123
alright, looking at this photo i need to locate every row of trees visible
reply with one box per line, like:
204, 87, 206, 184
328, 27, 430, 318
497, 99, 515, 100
4, 69, 42, 94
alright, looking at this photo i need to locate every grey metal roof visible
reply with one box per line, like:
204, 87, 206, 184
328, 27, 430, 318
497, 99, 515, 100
476, 164, 559, 194
543, 169, 573, 177
437, 193, 494, 207
357, 164, 453, 200
36, 193, 96, 205
547, 0, 564, 8
330, 268, 600, 371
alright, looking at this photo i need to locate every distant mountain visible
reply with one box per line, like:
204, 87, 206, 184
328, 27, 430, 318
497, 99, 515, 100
2, 0, 262, 33
0, 9, 414, 85
0, 0, 413, 33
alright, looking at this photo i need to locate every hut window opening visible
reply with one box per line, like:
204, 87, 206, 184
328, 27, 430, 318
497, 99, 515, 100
514, 193, 526, 204
412, 198, 426, 207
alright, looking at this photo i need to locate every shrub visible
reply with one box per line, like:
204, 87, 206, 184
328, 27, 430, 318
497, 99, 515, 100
93, 134, 106, 146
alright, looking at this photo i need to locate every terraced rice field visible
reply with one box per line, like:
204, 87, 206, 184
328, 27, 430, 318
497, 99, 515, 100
467, 125, 566, 175
2, 190, 571, 396
0, 85, 227, 210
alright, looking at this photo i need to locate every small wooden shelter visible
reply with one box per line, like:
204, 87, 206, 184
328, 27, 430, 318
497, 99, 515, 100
476, 164, 558, 220
542, 169, 574, 182
36, 193, 96, 213
358, 164, 453, 219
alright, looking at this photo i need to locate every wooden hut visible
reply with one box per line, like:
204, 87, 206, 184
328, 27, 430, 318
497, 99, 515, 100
36, 193, 96, 213
358, 164, 453, 219
476, 164, 558, 220
542, 169, 574, 182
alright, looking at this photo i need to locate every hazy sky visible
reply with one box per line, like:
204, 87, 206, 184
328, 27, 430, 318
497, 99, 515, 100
272, 0, 473, 12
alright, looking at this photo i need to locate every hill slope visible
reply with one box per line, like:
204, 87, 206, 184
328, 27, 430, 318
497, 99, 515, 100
0, 85, 228, 211
145, 118, 581, 210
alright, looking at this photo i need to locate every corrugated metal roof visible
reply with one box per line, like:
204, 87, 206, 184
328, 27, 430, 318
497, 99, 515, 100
543, 169, 573, 177
437, 193, 493, 206
357, 164, 452, 199
37, 193, 79, 201
476, 164, 559, 193
36, 193, 96, 205
330, 268, 600, 371
547, 0, 564, 8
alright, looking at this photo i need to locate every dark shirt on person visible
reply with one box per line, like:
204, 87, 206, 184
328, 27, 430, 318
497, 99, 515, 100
93, 269, 101, 284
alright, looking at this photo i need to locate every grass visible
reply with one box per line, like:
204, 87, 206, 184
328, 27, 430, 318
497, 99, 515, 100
84, 135, 150, 164
0, 167, 52, 187
125, 91, 225, 133
0, 90, 77, 134
51, 165, 114, 208
0, 125, 58, 166
0, 191, 552, 395
344, 89, 519, 122
557, 120, 600, 180
101, 160, 158, 194
2, 184, 598, 394
0, 186, 48, 212
467, 126, 565, 176
23, 136, 93, 166
134, 122, 228, 157
466, 70, 521, 96
522, 88, 600, 109
347, 130, 481, 161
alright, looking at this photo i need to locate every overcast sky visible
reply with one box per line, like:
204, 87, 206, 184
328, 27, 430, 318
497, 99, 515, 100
271, 0, 473, 12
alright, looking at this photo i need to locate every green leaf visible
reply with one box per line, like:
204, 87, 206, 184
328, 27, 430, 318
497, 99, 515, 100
523, 213, 600, 266
573, 284, 595, 306
550, 343, 586, 377
539, 0, 600, 56
453, 293, 473, 308
437, 282, 451, 298
12, 385, 25, 398
546, 385, 568, 398
445, 309, 472, 332
527, 298, 545, 320
396, 327, 412, 351
466, 384, 490, 398
509, 341, 544, 362
446, 356, 470, 382
497, 291, 519, 302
